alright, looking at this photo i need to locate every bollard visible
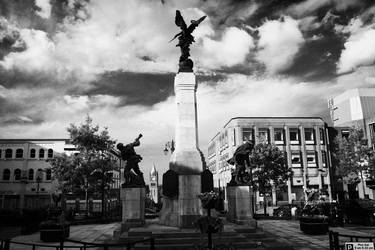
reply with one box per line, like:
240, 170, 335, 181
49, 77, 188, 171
59, 238, 64, 250
333, 232, 340, 250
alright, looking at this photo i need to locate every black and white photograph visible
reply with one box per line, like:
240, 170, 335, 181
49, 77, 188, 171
1, 0, 375, 249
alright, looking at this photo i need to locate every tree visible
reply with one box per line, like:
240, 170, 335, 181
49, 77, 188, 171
49, 115, 117, 217
250, 142, 293, 215
67, 115, 117, 217
333, 126, 375, 197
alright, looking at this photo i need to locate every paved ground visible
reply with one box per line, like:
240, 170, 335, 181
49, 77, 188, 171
258, 219, 375, 250
2, 220, 375, 249
1, 223, 118, 250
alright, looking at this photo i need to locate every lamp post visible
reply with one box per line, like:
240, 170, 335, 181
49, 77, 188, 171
163, 140, 175, 155
36, 170, 43, 208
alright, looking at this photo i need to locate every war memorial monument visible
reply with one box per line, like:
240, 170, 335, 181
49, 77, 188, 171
118, 9, 256, 233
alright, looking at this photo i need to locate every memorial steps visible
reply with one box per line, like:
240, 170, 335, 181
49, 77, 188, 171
117, 222, 293, 250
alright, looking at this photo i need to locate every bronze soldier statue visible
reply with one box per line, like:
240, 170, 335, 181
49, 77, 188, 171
227, 141, 254, 185
117, 134, 145, 187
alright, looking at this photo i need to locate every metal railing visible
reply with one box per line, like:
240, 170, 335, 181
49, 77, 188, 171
0, 237, 155, 250
329, 230, 375, 250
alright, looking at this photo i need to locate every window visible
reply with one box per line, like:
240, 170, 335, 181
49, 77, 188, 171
46, 169, 52, 181
39, 149, 45, 158
307, 151, 317, 167
28, 169, 34, 180
5, 149, 12, 159
0, 149, 2, 159
291, 152, 302, 168
242, 128, 253, 142
322, 151, 327, 168
47, 149, 53, 158
15, 149, 23, 158
304, 129, 315, 144
289, 129, 300, 144
30, 149, 36, 158
258, 129, 269, 143
319, 128, 325, 144
274, 128, 284, 144
14, 169, 21, 181
3, 169, 10, 180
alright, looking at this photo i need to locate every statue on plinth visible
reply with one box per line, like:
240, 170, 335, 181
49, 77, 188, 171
227, 141, 254, 186
170, 10, 206, 72
117, 134, 145, 187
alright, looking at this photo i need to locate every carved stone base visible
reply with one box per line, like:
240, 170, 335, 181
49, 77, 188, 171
121, 187, 145, 232
226, 185, 257, 228
160, 174, 203, 228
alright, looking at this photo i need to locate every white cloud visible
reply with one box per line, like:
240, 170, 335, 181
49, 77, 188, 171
286, 0, 329, 17
198, 27, 254, 69
0, 29, 55, 72
256, 17, 304, 74
35, 0, 52, 19
337, 26, 375, 74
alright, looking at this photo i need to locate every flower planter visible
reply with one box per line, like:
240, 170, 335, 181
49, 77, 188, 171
300, 216, 328, 235
40, 226, 70, 242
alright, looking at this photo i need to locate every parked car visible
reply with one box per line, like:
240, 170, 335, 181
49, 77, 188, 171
273, 204, 302, 219
343, 199, 375, 225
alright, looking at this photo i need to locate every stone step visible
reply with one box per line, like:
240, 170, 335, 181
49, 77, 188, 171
133, 241, 293, 250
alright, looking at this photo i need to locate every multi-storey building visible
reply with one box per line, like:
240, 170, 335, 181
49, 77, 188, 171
0, 139, 122, 210
328, 88, 375, 146
207, 117, 332, 204
328, 88, 375, 199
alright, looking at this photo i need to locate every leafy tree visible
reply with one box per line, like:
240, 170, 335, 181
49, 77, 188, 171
50, 115, 117, 217
67, 115, 117, 217
250, 143, 293, 215
333, 127, 375, 196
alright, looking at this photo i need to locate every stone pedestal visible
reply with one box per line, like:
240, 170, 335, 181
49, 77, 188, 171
160, 72, 205, 228
227, 185, 257, 227
120, 187, 145, 232
160, 175, 202, 228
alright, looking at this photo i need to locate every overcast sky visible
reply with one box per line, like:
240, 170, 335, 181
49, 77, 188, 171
1, 0, 375, 183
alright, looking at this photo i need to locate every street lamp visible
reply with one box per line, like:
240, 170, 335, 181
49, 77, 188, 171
36, 169, 43, 208
163, 140, 175, 155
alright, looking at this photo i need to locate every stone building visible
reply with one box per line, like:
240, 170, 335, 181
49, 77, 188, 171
149, 164, 159, 204
0, 139, 121, 210
328, 88, 375, 199
207, 117, 332, 205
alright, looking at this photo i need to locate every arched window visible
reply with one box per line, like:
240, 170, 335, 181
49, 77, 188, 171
16, 149, 23, 158
36, 169, 43, 182
28, 169, 34, 180
14, 169, 21, 181
47, 149, 53, 158
5, 149, 12, 159
3, 169, 10, 180
39, 149, 45, 158
30, 149, 36, 158
46, 169, 52, 180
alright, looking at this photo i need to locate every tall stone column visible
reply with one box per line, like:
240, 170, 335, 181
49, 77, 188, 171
170, 72, 203, 174
160, 72, 204, 228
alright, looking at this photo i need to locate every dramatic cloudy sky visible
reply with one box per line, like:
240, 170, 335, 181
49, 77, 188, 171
1, 0, 375, 182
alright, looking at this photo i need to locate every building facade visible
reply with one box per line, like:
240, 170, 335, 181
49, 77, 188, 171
149, 165, 159, 204
0, 139, 122, 210
328, 88, 375, 199
207, 117, 332, 204
329, 88, 375, 146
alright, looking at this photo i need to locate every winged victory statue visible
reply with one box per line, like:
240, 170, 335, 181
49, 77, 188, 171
170, 10, 206, 72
